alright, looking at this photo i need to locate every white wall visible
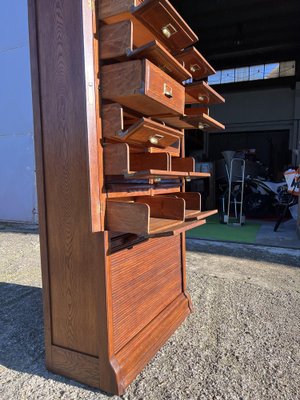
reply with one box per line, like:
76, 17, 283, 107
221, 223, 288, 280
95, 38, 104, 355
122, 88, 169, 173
0, 1, 37, 223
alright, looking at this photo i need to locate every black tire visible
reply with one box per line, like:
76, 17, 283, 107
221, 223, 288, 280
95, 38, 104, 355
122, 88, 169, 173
243, 193, 270, 218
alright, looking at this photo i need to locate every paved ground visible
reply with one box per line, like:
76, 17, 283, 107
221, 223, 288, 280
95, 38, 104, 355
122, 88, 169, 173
256, 219, 300, 249
1, 231, 300, 400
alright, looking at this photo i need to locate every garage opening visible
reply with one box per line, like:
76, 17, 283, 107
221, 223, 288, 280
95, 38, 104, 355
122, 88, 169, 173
209, 129, 291, 179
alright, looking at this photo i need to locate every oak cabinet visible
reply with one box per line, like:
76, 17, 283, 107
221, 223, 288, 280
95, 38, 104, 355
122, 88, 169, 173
28, 0, 223, 395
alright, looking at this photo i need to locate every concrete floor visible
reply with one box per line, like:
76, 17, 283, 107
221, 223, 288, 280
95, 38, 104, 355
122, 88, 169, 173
1, 232, 300, 400
255, 219, 300, 249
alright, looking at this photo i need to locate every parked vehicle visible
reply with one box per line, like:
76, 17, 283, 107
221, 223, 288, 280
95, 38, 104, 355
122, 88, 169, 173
219, 177, 296, 219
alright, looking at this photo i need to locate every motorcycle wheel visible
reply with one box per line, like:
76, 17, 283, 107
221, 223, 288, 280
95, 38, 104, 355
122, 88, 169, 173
243, 193, 270, 218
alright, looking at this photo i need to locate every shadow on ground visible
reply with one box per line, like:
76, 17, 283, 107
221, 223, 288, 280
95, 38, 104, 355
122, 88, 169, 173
0, 282, 111, 397
186, 239, 300, 269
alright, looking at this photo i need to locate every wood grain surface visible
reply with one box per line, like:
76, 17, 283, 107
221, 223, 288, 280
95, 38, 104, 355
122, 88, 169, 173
136, 195, 185, 220
106, 201, 150, 234
51, 346, 100, 388
102, 59, 185, 116
28, 0, 53, 368
31, 0, 104, 357
130, 152, 170, 171
172, 156, 195, 172
115, 293, 190, 388
100, 20, 133, 59
110, 235, 183, 353
129, 40, 192, 82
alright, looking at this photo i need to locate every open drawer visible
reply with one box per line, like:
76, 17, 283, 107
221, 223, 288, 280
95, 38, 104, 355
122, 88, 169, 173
164, 192, 218, 221
102, 59, 185, 116
104, 143, 188, 180
185, 81, 225, 105
181, 108, 225, 131
175, 47, 215, 81
100, 20, 191, 83
158, 107, 225, 131
98, 0, 198, 53
171, 157, 211, 179
102, 103, 183, 148
106, 196, 208, 236
104, 143, 212, 181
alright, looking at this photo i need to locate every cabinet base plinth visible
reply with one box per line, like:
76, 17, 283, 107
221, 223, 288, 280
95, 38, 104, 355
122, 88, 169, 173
47, 294, 191, 395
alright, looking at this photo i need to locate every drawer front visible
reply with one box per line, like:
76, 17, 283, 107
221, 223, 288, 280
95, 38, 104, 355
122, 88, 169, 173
110, 235, 183, 353
134, 0, 198, 52
175, 47, 215, 81
185, 81, 225, 105
102, 60, 185, 116
102, 103, 184, 147
145, 60, 185, 115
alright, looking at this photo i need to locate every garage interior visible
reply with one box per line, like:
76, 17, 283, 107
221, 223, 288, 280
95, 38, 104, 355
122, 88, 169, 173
173, 0, 300, 247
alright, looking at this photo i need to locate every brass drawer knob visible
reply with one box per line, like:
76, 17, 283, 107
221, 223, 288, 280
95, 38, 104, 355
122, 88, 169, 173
163, 83, 173, 98
190, 64, 201, 73
149, 134, 164, 145
161, 23, 177, 39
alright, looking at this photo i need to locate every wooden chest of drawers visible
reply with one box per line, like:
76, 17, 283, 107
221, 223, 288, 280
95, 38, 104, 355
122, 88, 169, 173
28, 0, 224, 395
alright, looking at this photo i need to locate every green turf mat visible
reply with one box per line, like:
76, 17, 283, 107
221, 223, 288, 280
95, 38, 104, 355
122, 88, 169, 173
187, 214, 261, 244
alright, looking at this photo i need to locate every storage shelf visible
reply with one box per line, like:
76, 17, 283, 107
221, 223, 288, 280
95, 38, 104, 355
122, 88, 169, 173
163, 193, 217, 221
150, 217, 181, 233
185, 209, 218, 221
106, 196, 209, 236
171, 157, 211, 178
106, 184, 182, 199
104, 143, 209, 182
125, 170, 188, 180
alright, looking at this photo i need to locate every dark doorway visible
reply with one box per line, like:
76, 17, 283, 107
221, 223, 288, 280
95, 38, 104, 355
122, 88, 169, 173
208, 130, 291, 178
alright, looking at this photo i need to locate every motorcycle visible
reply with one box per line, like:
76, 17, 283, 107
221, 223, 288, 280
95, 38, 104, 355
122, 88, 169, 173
219, 177, 296, 220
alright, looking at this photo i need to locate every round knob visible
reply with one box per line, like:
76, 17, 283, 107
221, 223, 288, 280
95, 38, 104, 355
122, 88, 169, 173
162, 26, 171, 39
149, 136, 159, 145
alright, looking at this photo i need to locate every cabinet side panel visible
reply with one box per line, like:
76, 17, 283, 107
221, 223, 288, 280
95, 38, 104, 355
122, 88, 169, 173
28, 0, 53, 366
110, 235, 183, 353
34, 0, 102, 356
